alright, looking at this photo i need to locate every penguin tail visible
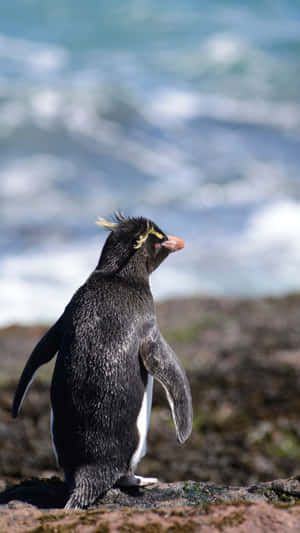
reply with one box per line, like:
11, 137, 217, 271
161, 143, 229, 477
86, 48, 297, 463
64, 465, 118, 510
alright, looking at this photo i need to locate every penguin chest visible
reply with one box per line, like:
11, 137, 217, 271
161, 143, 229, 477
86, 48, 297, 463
130, 374, 153, 472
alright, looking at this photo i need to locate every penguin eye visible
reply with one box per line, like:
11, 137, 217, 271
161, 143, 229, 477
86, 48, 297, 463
154, 236, 166, 249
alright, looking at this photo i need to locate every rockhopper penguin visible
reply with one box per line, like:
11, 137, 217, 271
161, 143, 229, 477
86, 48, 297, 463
12, 214, 193, 509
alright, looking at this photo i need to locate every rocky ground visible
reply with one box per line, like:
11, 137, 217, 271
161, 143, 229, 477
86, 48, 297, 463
1, 477, 300, 532
1, 295, 300, 531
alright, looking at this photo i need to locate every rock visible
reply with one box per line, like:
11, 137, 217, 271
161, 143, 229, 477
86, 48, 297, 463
1, 477, 300, 532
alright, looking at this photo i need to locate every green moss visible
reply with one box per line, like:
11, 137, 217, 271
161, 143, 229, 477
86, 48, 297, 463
27, 527, 52, 533
183, 482, 227, 506
166, 522, 197, 533
163, 315, 223, 345
120, 521, 196, 533
263, 431, 300, 459
192, 412, 208, 432
226, 499, 252, 507
27, 524, 75, 533
120, 523, 163, 533
209, 510, 245, 531
94, 522, 110, 533
73, 511, 108, 527
76, 513, 99, 525
29, 515, 110, 533
273, 497, 300, 508
163, 324, 200, 344
35, 360, 56, 384
281, 292, 300, 303
0, 376, 12, 388
27, 524, 49, 533
38, 513, 66, 523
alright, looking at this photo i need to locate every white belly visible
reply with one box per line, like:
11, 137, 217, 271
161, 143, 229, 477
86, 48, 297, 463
130, 374, 153, 473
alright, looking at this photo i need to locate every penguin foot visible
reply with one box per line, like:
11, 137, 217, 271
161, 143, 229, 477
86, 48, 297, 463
117, 474, 158, 487
65, 491, 88, 510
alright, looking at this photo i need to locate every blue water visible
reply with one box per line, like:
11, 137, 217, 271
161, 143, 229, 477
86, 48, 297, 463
1, 0, 300, 324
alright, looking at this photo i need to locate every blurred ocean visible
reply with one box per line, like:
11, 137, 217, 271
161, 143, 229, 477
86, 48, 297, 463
1, 0, 300, 325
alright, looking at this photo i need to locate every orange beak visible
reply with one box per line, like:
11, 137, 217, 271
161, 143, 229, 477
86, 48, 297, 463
161, 235, 184, 252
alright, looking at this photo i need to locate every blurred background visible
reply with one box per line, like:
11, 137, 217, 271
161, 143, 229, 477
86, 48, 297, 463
1, 0, 300, 325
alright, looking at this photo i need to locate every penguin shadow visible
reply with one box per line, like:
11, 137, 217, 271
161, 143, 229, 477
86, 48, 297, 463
0, 477, 68, 509
0, 477, 146, 509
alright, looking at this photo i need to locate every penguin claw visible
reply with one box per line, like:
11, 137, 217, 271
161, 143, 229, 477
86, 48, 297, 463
117, 475, 158, 487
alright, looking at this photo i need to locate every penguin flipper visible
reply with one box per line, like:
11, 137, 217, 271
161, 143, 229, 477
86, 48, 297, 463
140, 323, 193, 444
12, 316, 63, 418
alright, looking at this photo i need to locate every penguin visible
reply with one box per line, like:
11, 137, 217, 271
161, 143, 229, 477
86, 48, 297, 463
12, 214, 193, 509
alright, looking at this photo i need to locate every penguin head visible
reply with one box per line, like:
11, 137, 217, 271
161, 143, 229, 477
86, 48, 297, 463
96, 213, 184, 279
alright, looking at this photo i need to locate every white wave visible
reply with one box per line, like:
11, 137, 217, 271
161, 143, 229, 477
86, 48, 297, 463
0, 155, 75, 199
0, 239, 102, 326
0, 32, 68, 72
0, 101, 28, 137
0, 155, 119, 230
204, 34, 244, 65
152, 265, 220, 300
146, 91, 200, 124
156, 33, 246, 76
30, 89, 63, 125
143, 173, 202, 206
57, 93, 200, 184
236, 201, 300, 292
146, 89, 300, 132
244, 201, 300, 253
155, 30, 277, 92
154, 202, 300, 299
186, 160, 291, 208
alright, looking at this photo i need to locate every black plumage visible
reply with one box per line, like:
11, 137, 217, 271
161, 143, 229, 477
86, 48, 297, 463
12, 214, 192, 509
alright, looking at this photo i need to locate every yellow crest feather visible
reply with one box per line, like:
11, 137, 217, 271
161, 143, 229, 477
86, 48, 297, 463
149, 228, 164, 240
96, 214, 164, 249
134, 222, 164, 249
95, 217, 119, 230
